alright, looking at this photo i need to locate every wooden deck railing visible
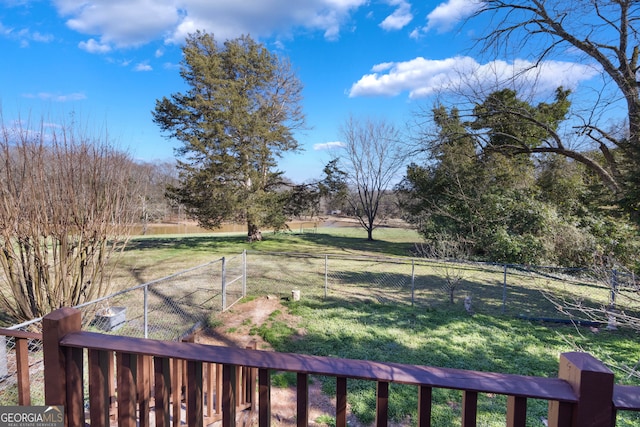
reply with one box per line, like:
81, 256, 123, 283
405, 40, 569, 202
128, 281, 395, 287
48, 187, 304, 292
3, 307, 640, 426
0, 328, 42, 405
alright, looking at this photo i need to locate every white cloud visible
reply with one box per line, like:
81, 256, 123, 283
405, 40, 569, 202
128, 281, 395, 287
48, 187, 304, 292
425, 0, 484, 33
78, 38, 111, 53
22, 92, 87, 102
349, 56, 601, 99
134, 63, 153, 72
0, 21, 54, 46
0, 22, 11, 36
13, 28, 54, 44
314, 141, 345, 150
56, 93, 87, 102
350, 56, 466, 97
31, 31, 54, 43
57, 0, 179, 48
163, 62, 180, 70
272, 39, 285, 51
167, 0, 368, 43
371, 62, 395, 72
379, 0, 413, 31
51, 0, 368, 51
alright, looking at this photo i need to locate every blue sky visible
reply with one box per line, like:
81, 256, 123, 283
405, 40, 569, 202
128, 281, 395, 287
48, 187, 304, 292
1, 0, 602, 183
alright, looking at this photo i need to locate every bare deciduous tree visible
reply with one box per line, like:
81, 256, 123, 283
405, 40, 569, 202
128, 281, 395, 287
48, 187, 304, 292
133, 161, 178, 234
0, 117, 141, 323
414, 239, 470, 305
338, 117, 408, 241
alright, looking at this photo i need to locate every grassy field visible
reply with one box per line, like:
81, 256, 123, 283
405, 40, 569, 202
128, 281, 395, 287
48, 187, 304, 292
3, 224, 639, 424
114, 224, 640, 426
112, 226, 423, 287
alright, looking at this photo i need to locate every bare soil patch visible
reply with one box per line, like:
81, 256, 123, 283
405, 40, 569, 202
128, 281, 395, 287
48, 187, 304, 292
194, 296, 358, 426
194, 296, 415, 426
195, 295, 287, 350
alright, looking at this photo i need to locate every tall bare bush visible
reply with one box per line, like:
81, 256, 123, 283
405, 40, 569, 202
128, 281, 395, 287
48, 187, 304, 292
0, 118, 141, 323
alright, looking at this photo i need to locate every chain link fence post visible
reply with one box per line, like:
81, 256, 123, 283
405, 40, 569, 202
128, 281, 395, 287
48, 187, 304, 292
144, 284, 149, 338
324, 255, 328, 298
610, 269, 618, 308
242, 249, 247, 298
221, 256, 227, 310
411, 259, 415, 306
502, 264, 508, 314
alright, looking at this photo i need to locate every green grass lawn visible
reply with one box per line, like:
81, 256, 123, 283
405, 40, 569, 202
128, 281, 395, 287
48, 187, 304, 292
250, 296, 640, 426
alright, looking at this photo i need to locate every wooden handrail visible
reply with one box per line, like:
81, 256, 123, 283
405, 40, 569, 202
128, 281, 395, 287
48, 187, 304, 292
0, 327, 42, 405
0, 328, 43, 340
60, 330, 578, 402
614, 384, 640, 410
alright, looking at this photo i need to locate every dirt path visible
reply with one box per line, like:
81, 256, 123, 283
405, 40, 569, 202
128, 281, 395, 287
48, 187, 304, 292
194, 296, 362, 426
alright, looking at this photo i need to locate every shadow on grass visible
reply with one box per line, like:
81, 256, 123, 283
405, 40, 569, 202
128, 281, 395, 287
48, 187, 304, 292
288, 298, 567, 375
329, 268, 577, 320
124, 229, 421, 258
257, 296, 640, 425
296, 233, 418, 257
125, 234, 249, 252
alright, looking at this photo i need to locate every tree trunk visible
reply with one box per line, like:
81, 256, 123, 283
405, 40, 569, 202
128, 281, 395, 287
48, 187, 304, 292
247, 222, 262, 243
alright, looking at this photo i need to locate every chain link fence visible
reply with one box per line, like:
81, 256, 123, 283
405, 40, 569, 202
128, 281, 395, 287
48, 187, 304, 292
0, 255, 244, 406
2, 249, 638, 406
244, 251, 640, 320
